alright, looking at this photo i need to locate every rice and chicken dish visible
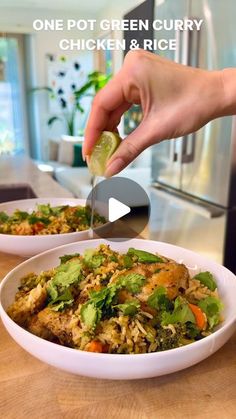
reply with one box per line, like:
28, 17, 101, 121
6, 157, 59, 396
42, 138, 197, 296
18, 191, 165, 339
0, 204, 106, 235
7, 245, 223, 354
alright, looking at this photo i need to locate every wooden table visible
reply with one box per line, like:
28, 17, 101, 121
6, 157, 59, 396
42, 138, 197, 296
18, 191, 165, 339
1, 251, 236, 419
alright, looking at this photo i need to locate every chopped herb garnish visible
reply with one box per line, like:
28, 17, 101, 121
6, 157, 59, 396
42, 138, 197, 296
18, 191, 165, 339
83, 248, 105, 269
0, 211, 9, 223
28, 215, 50, 225
115, 299, 140, 316
147, 286, 173, 311
127, 248, 164, 263
194, 271, 217, 291
80, 302, 102, 329
59, 253, 80, 264
116, 273, 146, 294
161, 297, 195, 326
198, 296, 223, 329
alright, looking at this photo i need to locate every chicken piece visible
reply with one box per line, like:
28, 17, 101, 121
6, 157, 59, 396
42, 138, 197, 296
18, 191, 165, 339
37, 307, 73, 347
7, 284, 47, 326
13, 221, 32, 235
115, 261, 189, 302
28, 314, 55, 341
139, 262, 189, 301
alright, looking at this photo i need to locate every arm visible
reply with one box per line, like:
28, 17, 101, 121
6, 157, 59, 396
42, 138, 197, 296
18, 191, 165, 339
83, 49, 236, 177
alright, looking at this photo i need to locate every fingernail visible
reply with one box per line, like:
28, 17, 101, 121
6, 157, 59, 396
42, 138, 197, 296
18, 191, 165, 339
105, 158, 124, 177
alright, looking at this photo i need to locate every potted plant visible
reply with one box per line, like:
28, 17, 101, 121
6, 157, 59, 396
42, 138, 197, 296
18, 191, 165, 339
31, 71, 112, 137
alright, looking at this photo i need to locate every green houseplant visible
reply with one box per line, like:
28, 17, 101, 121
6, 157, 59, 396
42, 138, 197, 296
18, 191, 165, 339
31, 71, 112, 136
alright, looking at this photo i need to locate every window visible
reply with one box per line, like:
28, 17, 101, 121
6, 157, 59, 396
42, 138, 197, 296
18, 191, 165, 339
0, 34, 27, 155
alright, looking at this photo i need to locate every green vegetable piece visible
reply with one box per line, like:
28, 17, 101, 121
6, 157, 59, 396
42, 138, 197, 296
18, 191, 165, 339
59, 253, 80, 264
28, 215, 50, 225
47, 260, 82, 304
117, 273, 146, 294
49, 288, 74, 311
147, 286, 172, 311
51, 205, 66, 215
37, 204, 51, 216
89, 288, 110, 307
0, 211, 9, 223
83, 248, 105, 269
54, 260, 82, 287
115, 299, 140, 316
108, 254, 118, 263
13, 210, 28, 221
127, 248, 164, 263
122, 255, 133, 268
186, 323, 200, 339
52, 299, 74, 311
198, 296, 223, 329
194, 271, 217, 291
47, 281, 58, 300
80, 302, 101, 329
161, 297, 195, 326
49, 288, 73, 304
89, 285, 117, 308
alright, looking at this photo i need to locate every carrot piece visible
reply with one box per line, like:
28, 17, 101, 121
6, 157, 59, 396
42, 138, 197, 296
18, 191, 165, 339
86, 340, 105, 353
188, 303, 207, 330
33, 222, 45, 233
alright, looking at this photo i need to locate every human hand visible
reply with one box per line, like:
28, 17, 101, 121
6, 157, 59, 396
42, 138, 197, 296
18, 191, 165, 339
83, 49, 229, 177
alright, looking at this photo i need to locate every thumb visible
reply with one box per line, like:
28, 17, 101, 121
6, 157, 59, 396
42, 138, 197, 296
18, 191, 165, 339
104, 120, 159, 177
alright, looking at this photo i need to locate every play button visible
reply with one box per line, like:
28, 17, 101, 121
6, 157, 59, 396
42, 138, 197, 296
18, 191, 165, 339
86, 176, 150, 241
108, 198, 130, 222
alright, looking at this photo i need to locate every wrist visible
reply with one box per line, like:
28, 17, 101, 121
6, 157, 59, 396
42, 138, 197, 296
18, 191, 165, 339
219, 68, 236, 116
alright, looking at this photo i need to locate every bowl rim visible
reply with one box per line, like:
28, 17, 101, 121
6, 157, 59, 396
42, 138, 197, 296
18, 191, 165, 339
0, 197, 109, 238
1, 237, 236, 359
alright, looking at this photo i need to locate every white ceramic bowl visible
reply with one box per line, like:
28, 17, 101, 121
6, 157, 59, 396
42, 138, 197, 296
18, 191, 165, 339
0, 238, 236, 380
0, 198, 109, 257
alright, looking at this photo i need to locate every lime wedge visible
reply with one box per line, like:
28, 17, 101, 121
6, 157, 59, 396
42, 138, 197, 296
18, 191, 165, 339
88, 131, 121, 176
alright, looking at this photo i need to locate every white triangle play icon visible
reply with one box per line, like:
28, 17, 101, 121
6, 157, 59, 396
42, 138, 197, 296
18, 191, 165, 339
108, 197, 131, 222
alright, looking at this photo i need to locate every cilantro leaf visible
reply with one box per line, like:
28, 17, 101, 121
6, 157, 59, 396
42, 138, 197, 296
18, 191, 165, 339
47, 281, 58, 300
194, 271, 217, 291
198, 296, 223, 329
49, 288, 74, 311
147, 286, 173, 311
12, 210, 29, 221
115, 299, 140, 316
88, 288, 111, 307
51, 205, 66, 215
0, 211, 9, 223
52, 299, 74, 311
122, 255, 133, 268
83, 248, 105, 269
127, 248, 164, 263
59, 253, 80, 264
161, 297, 195, 326
47, 260, 82, 308
28, 215, 50, 225
54, 260, 82, 288
80, 302, 102, 329
117, 273, 146, 294
37, 203, 51, 216
80, 273, 146, 329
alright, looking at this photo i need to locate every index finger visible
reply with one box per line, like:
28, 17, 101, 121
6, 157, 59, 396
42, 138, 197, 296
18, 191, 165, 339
83, 72, 126, 156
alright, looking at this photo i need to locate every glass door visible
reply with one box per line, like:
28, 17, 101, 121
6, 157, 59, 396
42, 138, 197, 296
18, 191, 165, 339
0, 33, 28, 155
